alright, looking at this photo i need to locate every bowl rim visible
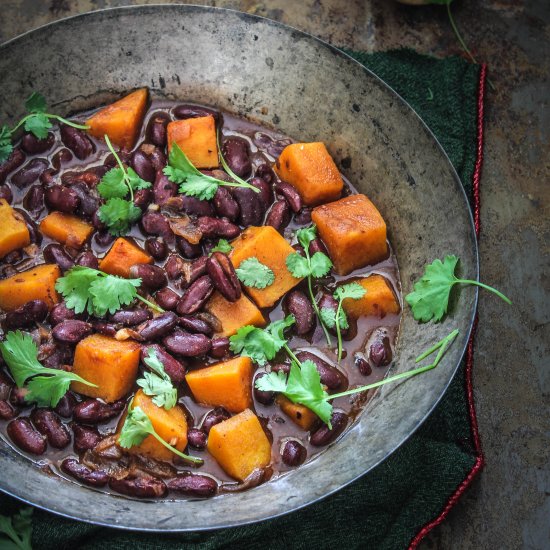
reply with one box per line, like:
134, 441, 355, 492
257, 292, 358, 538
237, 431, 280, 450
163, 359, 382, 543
0, 3, 479, 531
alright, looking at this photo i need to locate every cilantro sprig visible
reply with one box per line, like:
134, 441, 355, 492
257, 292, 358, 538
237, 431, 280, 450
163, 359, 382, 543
331, 283, 366, 362
209, 239, 232, 255
55, 266, 164, 316
0, 506, 33, 550
286, 225, 333, 344
118, 404, 203, 465
405, 255, 511, 323
0, 331, 96, 407
137, 349, 177, 410
257, 328, 460, 428
0, 92, 90, 163
163, 143, 259, 201
235, 257, 274, 289
97, 135, 151, 236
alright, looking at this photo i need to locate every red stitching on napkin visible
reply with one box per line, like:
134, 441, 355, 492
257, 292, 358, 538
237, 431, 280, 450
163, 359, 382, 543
408, 63, 487, 550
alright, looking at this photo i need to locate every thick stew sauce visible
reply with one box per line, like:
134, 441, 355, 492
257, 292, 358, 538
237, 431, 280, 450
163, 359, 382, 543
0, 89, 401, 499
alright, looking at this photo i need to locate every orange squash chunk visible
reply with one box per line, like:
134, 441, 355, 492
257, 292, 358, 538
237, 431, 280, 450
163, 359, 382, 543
0, 264, 60, 311
167, 116, 218, 169
312, 194, 388, 275
276, 395, 319, 431
39, 211, 93, 249
230, 226, 303, 308
205, 291, 265, 337
207, 409, 271, 481
186, 356, 253, 413
117, 390, 188, 463
274, 142, 343, 206
342, 274, 400, 320
0, 199, 30, 259
99, 237, 152, 278
71, 334, 140, 402
86, 88, 149, 150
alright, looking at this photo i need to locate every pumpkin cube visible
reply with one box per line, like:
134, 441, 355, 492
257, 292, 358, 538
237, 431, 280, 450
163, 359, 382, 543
118, 389, 188, 463
276, 395, 319, 431
39, 211, 93, 249
274, 142, 343, 206
167, 116, 218, 169
0, 264, 60, 311
342, 274, 400, 320
86, 88, 149, 150
71, 334, 140, 402
312, 194, 388, 275
205, 291, 265, 337
186, 356, 253, 413
230, 226, 303, 308
99, 237, 152, 278
207, 409, 271, 481
0, 199, 30, 259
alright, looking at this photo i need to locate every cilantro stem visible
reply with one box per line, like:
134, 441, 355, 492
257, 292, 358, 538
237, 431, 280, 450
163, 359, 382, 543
217, 133, 260, 194
136, 294, 165, 314
283, 344, 301, 366
149, 430, 203, 465
104, 134, 134, 201
11, 113, 89, 133
455, 280, 512, 305
335, 300, 344, 363
415, 328, 459, 362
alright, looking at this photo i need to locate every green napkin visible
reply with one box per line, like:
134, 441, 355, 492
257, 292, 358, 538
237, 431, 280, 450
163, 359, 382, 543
0, 49, 482, 550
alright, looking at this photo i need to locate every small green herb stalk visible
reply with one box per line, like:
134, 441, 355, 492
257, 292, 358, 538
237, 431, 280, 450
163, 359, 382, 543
0, 506, 33, 550
137, 349, 177, 410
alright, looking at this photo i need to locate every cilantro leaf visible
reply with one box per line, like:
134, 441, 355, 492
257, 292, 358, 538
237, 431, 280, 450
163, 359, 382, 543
296, 225, 317, 250
334, 282, 366, 301
54, 266, 100, 314
210, 239, 232, 255
89, 274, 140, 316
25, 373, 77, 408
0, 507, 33, 550
25, 92, 47, 113
97, 168, 128, 199
309, 251, 332, 278
126, 168, 151, 191
0, 125, 13, 163
255, 370, 288, 393
235, 257, 274, 289
24, 113, 51, 139
98, 198, 142, 237
286, 253, 311, 278
137, 349, 177, 410
319, 306, 349, 331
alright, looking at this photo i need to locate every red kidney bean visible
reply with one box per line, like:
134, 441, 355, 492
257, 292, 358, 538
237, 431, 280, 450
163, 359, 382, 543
43, 243, 75, 272
369, 336, 393, 367
176, 236, 202, 258
187, 428, 208, 450
0, 400, 17, 420
11, 158, 49, 188
73, 399, 125, 424
60, 125, 94, 160
213, 187, 239, 221
354, 353, 372, 376
39, 168, 56, 186
70, 182, 99, 218
265, 199, 290, 232
145, 147, 166, 172
153, 170, 177, 205
141, 344, 187, 383
103, 150, 130, 168
131, 150, 155, 183
75, 250, 99, 269
4, 299, 49, 330
254, 373, 275, 405
173, 104, 219, 122
52, 320, 92, 344
310, 412, 348, 446
133, 188, 153, 211
51, 148, 73, 170
176, 275, 214, 315
154, 287, 180, 311
178, 315, 213, 336
210, 337, 230, 359
10, 387, 30, 408
54, 392, 78, 418
164, 254, 185, 280
145, 237, 168, 261
255, 163, 276, 185
182, 256, 208, 286
41, 344, 74, 370
163, 329, 211, 357
23, 185, 44, 216
91, 210, 105, 231
295, 351, 345, 390
0, 148, 25, 185
231, 187, 265, 226
2, 250, 22, 265
71, 423, 102, 453
197, 216, 240, 240
0, 372, 14, 400
206, 252, 241, 302
283, 291, 314, 335
282, 440, 307, 466
250, 177, 272, 209
167, 474, 217, 497
178, 195, 215, 217
309, 238, 329, 257
295, 207, 312, 225
94, 230, 115, 248
91, 321, 117, 337
61, 458, 110, 487
30, 408, 71, 449
110, 476, 167, 498
201, 407, 230, 433
222, 137, 252, 178
7, 417, 47, 455
128, 264, 167, 290
271, 363, 290, 376
21, 132, 55, 154
45, 185, 80, 213
0, 184, 13, 203
140, 210, 173, 241
274, 181, 302, 213
138, 312, 179, 340
49, 302, 78, 326
111, 308, 152, 327
14, 208, 42, 244
146, 112, 171, 147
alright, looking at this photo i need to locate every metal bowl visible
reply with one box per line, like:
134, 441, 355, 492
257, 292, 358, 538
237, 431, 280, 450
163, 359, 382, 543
0, 5, 477, 531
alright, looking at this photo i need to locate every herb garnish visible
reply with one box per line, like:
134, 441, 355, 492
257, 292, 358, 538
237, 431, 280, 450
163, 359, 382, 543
286, 225, 334, 344
97, 135, 151, 236
118, 404, 203, 465
0, 506, 33, 550
209, 239, 233, 255
163, 143, 259, 201
136, 349, 177, 410
0, 331, 96, 407
235, 257, 275, 289
55, 266, 164, 316
0, 92, 90, 163
405, 255, 511, 322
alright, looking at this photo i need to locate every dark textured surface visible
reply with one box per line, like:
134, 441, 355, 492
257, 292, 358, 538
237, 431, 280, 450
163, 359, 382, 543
0, 1, 548, 548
